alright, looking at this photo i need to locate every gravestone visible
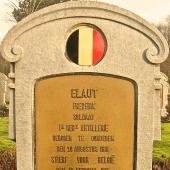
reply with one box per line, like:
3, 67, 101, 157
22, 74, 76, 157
0, 72, 8, 106
153, 72, 169, 141
160, 72, 169, 117
0, 1, 169, 170
5, 78, 10, 104
168, 89, 170, 114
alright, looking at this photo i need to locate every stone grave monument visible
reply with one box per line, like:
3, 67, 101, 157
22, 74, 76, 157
0, 1, 169, 170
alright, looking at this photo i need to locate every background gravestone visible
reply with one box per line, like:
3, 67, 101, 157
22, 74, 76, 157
0, 72, 8, 106
0, 1, 169, 170
153, 72, 170, 141
160, 72, 169, 117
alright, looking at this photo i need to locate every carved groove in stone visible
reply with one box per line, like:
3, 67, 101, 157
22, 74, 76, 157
8, 83, 15, 89
154, 84, 161, 90
154, 74, 162, 80
8, 73, 15, 79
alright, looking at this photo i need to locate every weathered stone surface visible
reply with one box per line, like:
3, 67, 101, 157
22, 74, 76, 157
0, 1, 169, 170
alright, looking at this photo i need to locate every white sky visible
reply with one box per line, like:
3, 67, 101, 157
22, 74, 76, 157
0, 0, 170, 41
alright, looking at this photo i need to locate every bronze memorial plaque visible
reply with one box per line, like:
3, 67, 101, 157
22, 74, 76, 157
35, 73, 137, 170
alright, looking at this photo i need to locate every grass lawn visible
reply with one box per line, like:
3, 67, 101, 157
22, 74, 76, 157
0, 117, 16, 151
153, 123, 170, 161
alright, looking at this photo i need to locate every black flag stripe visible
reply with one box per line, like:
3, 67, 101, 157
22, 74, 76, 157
66, 29, 79, 64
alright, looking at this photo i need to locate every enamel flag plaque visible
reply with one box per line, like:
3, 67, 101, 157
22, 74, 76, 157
35, 74, 137, 170
1, 1, 169, 170
66, 26, 106, 65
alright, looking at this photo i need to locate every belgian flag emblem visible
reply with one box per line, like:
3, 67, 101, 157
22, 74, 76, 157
66, 26, 106, 66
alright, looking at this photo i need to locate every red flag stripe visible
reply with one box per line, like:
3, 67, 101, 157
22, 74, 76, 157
93, 30, 105, 65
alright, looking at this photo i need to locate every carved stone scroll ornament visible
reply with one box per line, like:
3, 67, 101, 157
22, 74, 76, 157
0, 2, 169, 64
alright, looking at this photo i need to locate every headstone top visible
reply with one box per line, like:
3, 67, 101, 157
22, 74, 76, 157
0, 72, 7, 81
160, 72, 168, 82
1, 1, 169, 64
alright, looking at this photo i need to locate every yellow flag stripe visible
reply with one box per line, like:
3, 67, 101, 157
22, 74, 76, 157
78, 27, 93, 65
